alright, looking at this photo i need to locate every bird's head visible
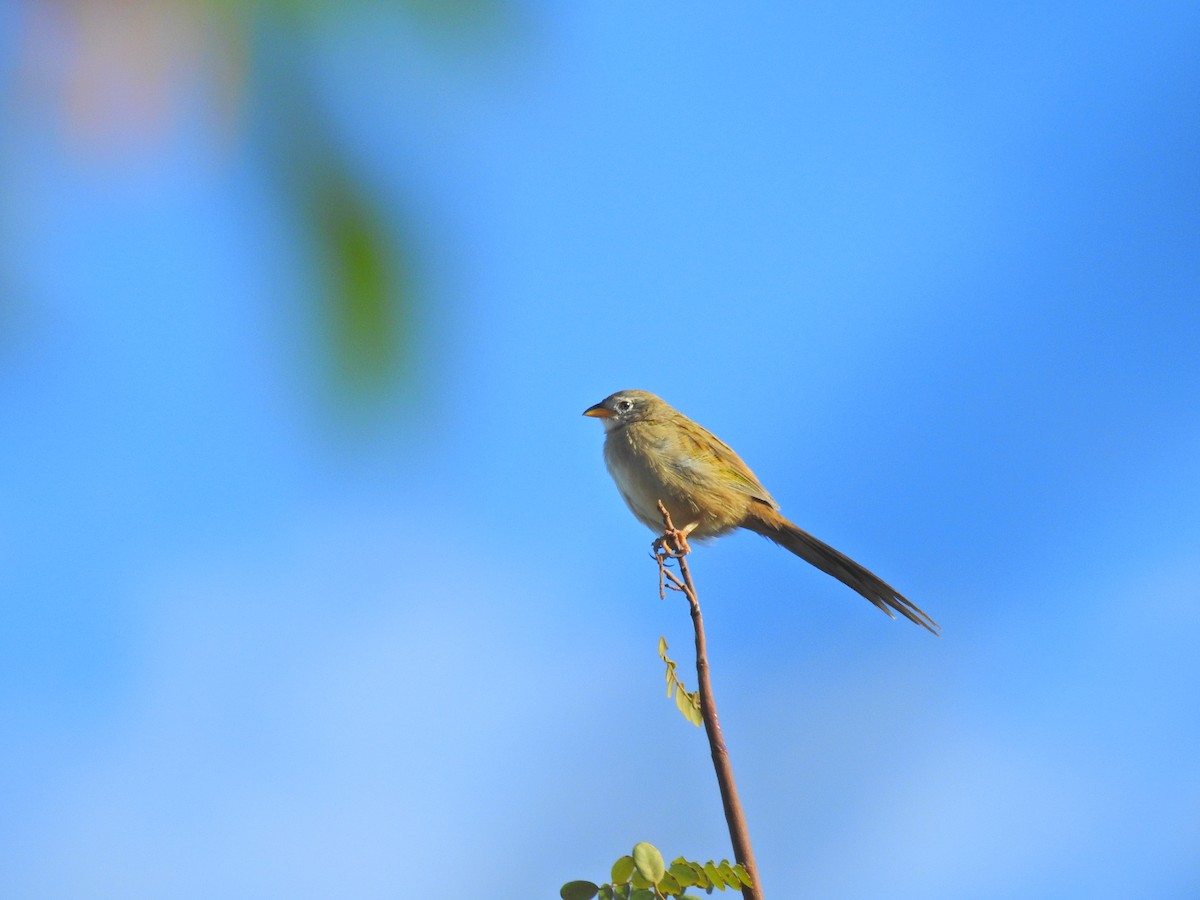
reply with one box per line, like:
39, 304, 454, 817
582, 389, 665, 431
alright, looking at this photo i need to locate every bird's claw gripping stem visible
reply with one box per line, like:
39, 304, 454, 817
653, 531, 691, 559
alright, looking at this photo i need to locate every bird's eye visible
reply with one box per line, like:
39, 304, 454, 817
617, 399, 633, 412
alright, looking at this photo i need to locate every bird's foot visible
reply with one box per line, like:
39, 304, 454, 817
653, 530, 691, 560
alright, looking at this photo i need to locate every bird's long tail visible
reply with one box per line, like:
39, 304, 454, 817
742, 505, 940, 634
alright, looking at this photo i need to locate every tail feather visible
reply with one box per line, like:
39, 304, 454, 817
743, 506, 940, 635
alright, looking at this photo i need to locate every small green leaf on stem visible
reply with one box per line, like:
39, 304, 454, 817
703, 862, 723, 889
732, 863, 754, 888
658, 871, 682, 894
560, 880, 600, 900
632, 842, 666, 885
669, 860, 699, 887
718, 862, 739, 888
611, 855, 635, 883
659, 638, 702, 726
673, 684, 703, 726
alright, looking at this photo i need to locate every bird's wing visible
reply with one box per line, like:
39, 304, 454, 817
672, 420, 779, 509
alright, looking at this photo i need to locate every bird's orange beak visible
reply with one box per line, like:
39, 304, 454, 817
583, 403, 613, 418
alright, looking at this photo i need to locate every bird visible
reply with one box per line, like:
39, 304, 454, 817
583, 389, 939, 634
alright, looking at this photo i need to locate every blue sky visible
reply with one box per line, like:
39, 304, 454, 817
2, 2, 1198, 898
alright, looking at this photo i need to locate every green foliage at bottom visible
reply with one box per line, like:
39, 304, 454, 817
561, 842, 753, 899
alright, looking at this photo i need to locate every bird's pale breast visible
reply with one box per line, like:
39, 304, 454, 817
603, 420, 757, 538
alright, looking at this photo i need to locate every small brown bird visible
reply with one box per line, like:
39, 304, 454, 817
584, 390, 938, 634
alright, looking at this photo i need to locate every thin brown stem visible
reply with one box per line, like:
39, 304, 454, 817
655, 501, 762, 900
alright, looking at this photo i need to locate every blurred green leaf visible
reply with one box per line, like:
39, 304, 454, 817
206, 0, 503, 33
400, 0, 502, 30
313, 164, 409, 395
238, 6, 419, 410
